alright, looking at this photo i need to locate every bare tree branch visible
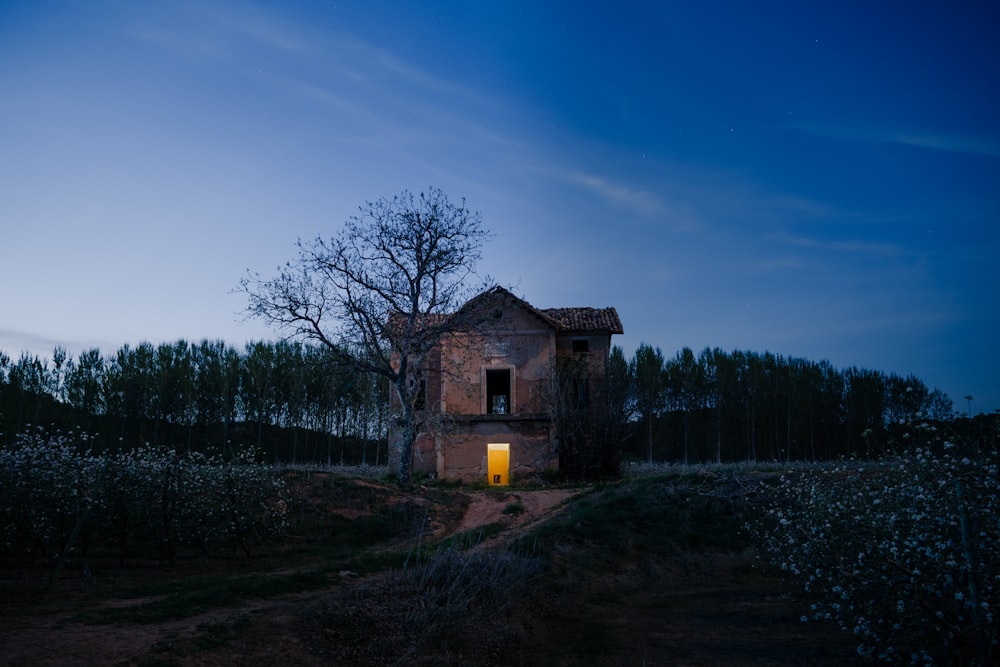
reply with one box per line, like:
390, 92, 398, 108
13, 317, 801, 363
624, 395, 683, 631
239, 187, 492, 484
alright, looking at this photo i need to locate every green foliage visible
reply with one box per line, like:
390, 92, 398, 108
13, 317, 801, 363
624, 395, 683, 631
630, 342, 667, 464
0, 339, 388, 466
623, 346, 958, 464
750, 420, 1000, 664
552, 348, 629, 480
0, 427, 289, 568
325, 505, 424, 548
502, 501, 525, 516
535, 473, 753, 570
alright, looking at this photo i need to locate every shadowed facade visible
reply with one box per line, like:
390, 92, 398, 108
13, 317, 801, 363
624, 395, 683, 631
389, 287, 623, 483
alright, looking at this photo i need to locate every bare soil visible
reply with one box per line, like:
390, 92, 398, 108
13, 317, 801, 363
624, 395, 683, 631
0, 481, 861, 666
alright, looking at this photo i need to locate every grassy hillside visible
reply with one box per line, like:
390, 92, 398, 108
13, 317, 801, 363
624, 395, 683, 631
1, 470, 860, 666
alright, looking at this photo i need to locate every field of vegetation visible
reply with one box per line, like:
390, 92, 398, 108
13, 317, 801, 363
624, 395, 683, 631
2, 416, 996, 666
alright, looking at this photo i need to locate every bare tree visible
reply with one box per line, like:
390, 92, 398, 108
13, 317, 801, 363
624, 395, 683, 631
240, 187, 490, 484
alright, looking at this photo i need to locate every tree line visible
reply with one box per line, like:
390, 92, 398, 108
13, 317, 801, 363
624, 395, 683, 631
626, 344, 956, 464
0, 340, 387, 465
0, 338, 964, 469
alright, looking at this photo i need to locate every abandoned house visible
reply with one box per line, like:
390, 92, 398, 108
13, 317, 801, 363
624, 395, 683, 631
388, 286, 623, 484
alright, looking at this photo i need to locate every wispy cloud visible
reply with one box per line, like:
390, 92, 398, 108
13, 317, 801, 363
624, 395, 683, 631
798, 123, 1000, 159
774, 233, 902, 257
115, 1, 311, 59
889, 132, 1000, 159
209, 5, 311, 54
0, 329, 114, 359
748, 232, 905, 274
566, 172, 665, 216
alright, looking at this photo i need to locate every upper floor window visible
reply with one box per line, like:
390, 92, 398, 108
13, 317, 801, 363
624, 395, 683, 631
572, 339, 589, 353
485, 367, 511, 414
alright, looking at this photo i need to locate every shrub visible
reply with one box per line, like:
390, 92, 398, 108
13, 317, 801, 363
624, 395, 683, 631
0, 427, 103, 563
750, 424, 999, 665
0, 427, 289, 569
313, 538, 543, 663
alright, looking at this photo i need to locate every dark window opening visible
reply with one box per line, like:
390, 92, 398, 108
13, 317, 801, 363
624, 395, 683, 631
486, 368, 511, 414
415, 379, 427, 410
572, 339, 589, 353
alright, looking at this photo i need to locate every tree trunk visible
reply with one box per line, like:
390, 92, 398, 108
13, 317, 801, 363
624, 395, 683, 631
396, 387, 416, 485
715, 403, 722, 464
397, 427, 415, 485
646, 413, 653, 464
682, 411, 689, 466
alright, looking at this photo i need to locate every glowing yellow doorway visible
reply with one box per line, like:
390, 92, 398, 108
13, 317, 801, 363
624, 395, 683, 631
487, 443, 509, 486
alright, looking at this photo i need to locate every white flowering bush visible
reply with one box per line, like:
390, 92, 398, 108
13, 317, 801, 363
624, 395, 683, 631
751, 424, 999, 665
0, 428, 289, 568
0, 427, 103, 562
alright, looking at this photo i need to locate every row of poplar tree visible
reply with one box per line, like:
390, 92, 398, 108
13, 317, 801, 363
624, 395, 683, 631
629, 344, 956, 464
0, 340, 388, 465
1, 339, 957, 465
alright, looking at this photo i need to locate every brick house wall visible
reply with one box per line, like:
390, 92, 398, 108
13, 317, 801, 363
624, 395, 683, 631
389, 287, 622, 483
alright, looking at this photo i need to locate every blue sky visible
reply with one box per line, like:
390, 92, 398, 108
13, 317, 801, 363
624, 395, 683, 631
2, 1, 998, 414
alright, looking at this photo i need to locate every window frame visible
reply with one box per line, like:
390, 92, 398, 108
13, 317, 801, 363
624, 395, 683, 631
482, 364, 515, 415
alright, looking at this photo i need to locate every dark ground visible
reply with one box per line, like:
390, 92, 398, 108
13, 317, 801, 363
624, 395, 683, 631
0, 478, 862, 666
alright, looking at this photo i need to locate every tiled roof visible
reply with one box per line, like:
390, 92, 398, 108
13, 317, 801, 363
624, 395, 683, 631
542, 307, 624, 334
386, 287, 623, 337
469, 287, 623, 334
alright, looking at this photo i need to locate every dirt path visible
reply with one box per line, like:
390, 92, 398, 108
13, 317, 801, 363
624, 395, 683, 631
449, 488, 578, 536
0, 485, 861, 666
0, 488, 579, 667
